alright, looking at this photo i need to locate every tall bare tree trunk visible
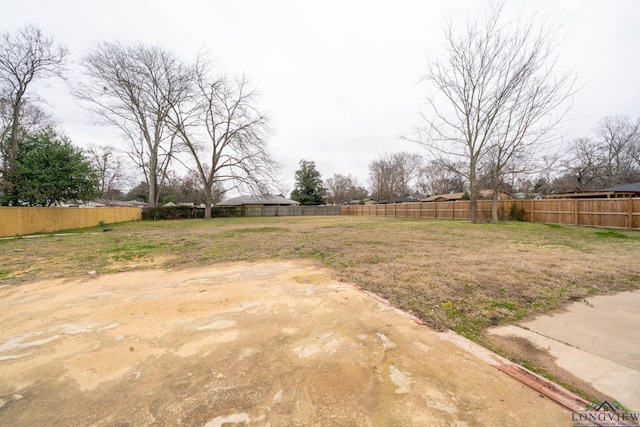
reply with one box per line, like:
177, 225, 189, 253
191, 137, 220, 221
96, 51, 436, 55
204, 193, 213, 220
491, 193, 499, 223
7, 98, 22, 204
469, 159, 478, 224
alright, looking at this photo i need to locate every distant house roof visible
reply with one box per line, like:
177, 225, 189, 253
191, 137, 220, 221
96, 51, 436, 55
421, 189, 512, 202
217, 194, 300, 206
547, 182, 640, 199
97, 199, 147, 207
375, 196, 422, 204
599, 182, 640, 193
126, 200, 149, 207
391, 196, 421, 204
422, 192, 465, 202
340, 198, 375, 205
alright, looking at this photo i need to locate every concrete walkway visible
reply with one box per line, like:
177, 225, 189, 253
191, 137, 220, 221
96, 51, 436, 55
489, 290, 640, 410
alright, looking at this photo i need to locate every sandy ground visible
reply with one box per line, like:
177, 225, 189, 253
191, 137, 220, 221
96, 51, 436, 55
0, 260, 571, 426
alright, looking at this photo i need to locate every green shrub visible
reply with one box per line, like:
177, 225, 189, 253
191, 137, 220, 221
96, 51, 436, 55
142, 205, 247, 220
142, 206, 203, 220
508, 202, 526, 221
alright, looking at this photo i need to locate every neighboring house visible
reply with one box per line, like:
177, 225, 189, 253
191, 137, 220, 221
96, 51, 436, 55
217, 194, 300, 206
125, 200, 149, 207
95, 199, 148, 207
340, 198, 376, 206
390, 196, 421, 204
161, 202, 196, 207
422, 192, 465, 202
375, 196, 421, 204
422, 190, 512, 203
598, 182, 640, 196
546, 182, 640, 199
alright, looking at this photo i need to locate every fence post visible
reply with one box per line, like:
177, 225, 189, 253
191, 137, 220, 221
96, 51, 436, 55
574, 199, 578, 226
529, 199, 534, 223
629, 195, 634, 229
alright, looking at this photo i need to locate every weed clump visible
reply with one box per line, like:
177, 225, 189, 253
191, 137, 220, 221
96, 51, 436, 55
508, 202, 526, 221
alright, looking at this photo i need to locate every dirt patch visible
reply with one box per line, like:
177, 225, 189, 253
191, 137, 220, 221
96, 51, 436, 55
0, 260, 570, 425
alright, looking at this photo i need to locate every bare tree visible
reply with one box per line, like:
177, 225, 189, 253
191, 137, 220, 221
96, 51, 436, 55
76, 43, 191, 207
0, 25, 67, 202
168, 56, 278, 219
325, 173, 368, 204
87, 145, 130, 201
555, 116, 640, 193
416, 160, 466, 196
369, 152, 423, 202
558, 137, 605, 192
411, 3, 574, 223
595, 116, 640, 185
531, 154, 560, 196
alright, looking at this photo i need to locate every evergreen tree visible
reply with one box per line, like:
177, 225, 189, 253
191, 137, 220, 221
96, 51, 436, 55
7, 130, 99, 206
290, 159, 326, 205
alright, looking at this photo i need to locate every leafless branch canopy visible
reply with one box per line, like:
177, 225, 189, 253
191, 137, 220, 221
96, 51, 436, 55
368, 152, 423, 202
412, 2, 575, 222
168, 54, 279, 218
76, 42, 191, 206
556, 116, 640, 191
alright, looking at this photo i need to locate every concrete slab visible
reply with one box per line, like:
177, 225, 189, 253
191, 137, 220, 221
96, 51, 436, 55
489, 290, 640, 410
0, 261, 572, 426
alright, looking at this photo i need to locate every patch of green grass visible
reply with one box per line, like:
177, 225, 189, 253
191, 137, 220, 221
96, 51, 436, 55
239, 226, 288, 233
594, 230, 631, 239
105, 242, 159, 261
225, 226, 289, 236
0, 269, 10, 278
545, 223, 564, 229
491, 300, 518, 311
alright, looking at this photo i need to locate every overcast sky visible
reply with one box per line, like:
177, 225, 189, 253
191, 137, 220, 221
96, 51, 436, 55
2, 0, 640, 195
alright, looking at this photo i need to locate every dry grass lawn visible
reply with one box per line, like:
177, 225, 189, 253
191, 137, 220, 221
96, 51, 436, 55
2, 216, 639, 343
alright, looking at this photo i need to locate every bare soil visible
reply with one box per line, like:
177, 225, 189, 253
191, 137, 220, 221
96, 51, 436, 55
0, 260, 571, 426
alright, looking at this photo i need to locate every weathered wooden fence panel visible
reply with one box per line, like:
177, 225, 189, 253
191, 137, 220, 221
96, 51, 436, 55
341, 198, 640, 230
140, 205, 342, 220
0, 207, 142, 237
256, 205, 341, 216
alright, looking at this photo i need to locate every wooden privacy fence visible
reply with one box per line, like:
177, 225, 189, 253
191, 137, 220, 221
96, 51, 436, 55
247, 205, 341, 217
340, 198, 640, 230
141, 205, 342, 220
0, 207, 142, 238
